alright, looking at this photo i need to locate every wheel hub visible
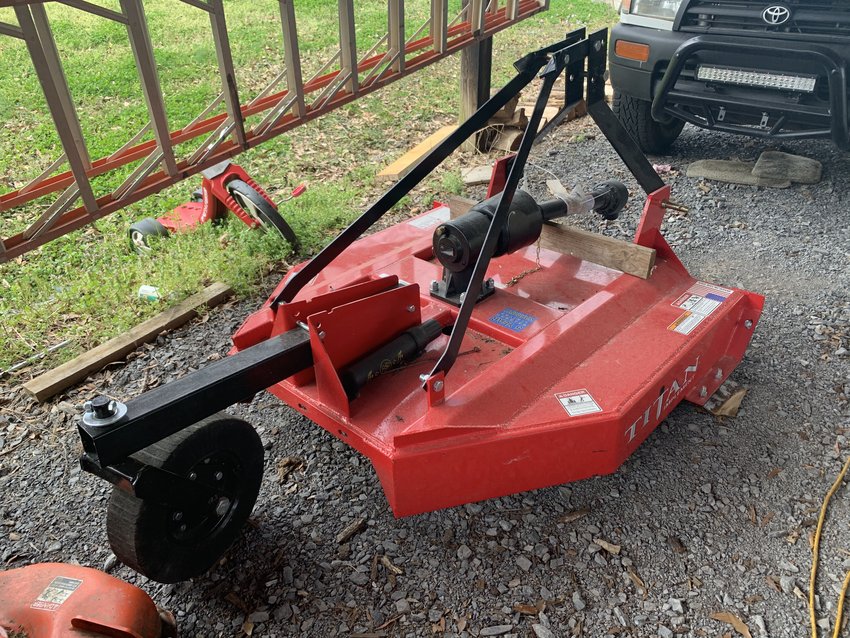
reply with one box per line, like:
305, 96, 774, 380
230, 190, 264, 226
167, 452, 240, 544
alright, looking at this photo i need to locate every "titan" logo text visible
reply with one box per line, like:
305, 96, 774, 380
624, 357, 700, 443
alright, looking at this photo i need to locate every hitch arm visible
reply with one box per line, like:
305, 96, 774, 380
426, 43, 568, 384
79, 328, 313, 468
270, 30, 591, 307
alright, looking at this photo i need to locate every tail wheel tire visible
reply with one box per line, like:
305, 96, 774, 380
128, 218, 169, 254
226, 179, 298, 248
106, 413, 264, 583
612, 90, 685, 155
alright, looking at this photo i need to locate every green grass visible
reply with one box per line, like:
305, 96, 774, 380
0, 0, 615, 376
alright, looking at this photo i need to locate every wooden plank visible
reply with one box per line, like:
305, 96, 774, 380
388, 0, 404, 74
431, 0, 448, 53
539, 223, 656, 279
279, 0, 306, 117
447, 197, 656, 279
338, 0, 359, 94
24, 282, 233, 402
377, 124, 458, 180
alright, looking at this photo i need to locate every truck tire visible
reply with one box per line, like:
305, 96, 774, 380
612, 91, 684, 155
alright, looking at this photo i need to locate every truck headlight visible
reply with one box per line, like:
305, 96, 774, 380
627, 0, 684, 20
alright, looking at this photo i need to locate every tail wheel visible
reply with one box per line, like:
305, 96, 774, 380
226, 179, 298, 248
128, 218, 169, 254
106, 414, 264, 583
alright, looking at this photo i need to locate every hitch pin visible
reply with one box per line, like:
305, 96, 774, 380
662, 200, 690, 214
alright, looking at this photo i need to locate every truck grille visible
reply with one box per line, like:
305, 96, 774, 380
680, 1, 850, 40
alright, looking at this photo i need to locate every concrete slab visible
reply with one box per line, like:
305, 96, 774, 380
752, 151, 822, 184
462, 165, 493, 186
686, 159, 791, 188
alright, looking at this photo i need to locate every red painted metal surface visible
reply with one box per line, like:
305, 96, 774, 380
231, 188, 764, 517
0, 563, 163, 638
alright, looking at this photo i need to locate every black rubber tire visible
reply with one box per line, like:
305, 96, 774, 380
226, 179, 298, 249
128, 218, 169, 254
612, 90, 685, 155
106, 413, 264, 583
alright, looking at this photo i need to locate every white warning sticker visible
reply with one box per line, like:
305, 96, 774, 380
669, 281, 732, 335
668, 311, 706, 336
556, 389, 603, 417
32, 576, 83, 611
674, 294, 721, 316
408, 207, 449, 229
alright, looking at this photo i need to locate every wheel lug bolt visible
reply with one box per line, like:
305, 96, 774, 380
179, 524, 187, 532
214, 471, 224, 481
188, 472, 197, 481
173, 512, 183, 521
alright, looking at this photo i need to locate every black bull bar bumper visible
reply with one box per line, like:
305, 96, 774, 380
651, 35, 850, 150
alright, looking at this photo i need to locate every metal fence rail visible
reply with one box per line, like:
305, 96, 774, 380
0, 0, 547, 262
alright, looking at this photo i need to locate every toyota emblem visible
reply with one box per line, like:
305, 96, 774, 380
762, 5, 792, 25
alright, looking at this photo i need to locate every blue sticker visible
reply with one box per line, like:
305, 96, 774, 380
705, 293, 726, 302
489, 308, 536, 332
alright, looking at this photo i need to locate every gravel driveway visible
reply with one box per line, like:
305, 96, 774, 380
1, 119, 848, 638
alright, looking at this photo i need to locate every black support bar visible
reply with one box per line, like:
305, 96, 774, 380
427, 44, 567, 381
270, 30, 589, 307
583, 29, 665, 195
78, 329, 313, 468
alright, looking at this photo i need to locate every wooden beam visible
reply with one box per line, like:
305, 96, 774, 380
23, 282, 233, 402
388, 0, 405, 74
459, 6, 492, 152
17, 5, 98, 213
431, 0, 448, 53
539, 223, 656, 279
120, 0, 178, 177
279, 0, 306, 117
447, 197, 656, 279
207, 0, 247, 149
338, 0, 359, 94
377, 124, 458, 181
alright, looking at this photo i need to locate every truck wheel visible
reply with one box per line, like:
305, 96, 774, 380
226, 179, 299, 249
612, 91, 684, 154
106, 413, 264, 583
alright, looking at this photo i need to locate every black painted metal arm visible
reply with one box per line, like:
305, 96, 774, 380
426, 45, 568, 382
428, 29, 663, 382
78, 329, 313, 467
270, 30, 590, 307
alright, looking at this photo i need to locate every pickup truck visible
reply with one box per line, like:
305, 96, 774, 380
609, 1, 849, 153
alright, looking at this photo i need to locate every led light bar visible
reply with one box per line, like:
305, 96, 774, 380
697, 65, 817, 93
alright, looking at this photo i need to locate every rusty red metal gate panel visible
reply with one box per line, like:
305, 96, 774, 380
0, 0, 548, 261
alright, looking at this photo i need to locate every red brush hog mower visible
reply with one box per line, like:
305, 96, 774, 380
76, 29, 764, 584
127, 161, 302, 254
